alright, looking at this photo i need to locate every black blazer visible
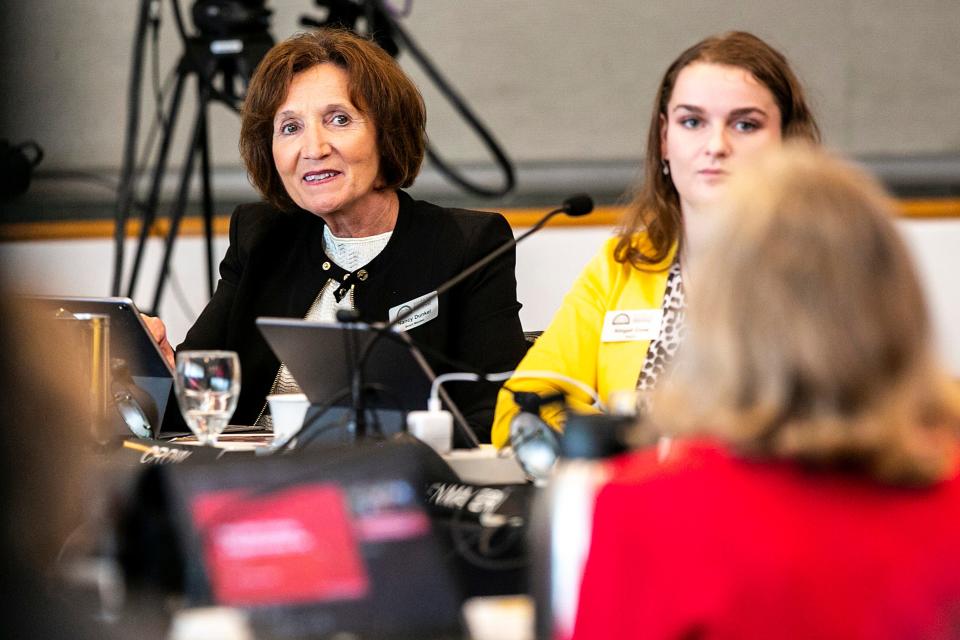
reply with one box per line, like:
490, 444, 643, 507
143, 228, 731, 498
169, 190, 528, 442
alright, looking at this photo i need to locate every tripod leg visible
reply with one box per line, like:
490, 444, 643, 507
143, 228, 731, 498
111, 0, 153, 296
150, 104, 203, 315
197, 85, 216, 298
125, 69, 188, 299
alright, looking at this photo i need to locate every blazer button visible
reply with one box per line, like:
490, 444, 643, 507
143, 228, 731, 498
322, 261, 331, 271
357, 269, 368, 281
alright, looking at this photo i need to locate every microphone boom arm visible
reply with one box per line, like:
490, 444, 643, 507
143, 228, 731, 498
347, 194, 593, 446
390, 202, 582, 331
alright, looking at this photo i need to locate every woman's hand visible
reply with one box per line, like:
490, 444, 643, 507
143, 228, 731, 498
141, 314, 175, 369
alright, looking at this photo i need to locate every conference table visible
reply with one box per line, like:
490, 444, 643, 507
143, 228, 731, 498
105, 430, 540, 640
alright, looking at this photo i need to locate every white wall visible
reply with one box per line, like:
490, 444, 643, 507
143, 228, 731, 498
0, 235, 228, 345
898, 219, 960, 375
3, 1, 960, 175
3, 220, 959, 376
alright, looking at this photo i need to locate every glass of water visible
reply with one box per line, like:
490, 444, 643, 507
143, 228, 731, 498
175, 350, 240, 446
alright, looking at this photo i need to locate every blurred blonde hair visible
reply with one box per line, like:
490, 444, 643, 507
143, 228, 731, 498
653, 143, 960, 486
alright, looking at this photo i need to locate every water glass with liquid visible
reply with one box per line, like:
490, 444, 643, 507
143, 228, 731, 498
175, 350, 240, 445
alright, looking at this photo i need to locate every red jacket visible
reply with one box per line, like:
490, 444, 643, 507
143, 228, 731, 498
572, 440, 960, 639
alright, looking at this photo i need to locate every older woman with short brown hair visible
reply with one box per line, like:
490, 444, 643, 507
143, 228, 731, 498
240, 29, 426, 211
158, 29, 527, 442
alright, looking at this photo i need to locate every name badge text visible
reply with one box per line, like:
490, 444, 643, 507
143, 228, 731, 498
389, 292, 439, 331
601, 309, 663, 342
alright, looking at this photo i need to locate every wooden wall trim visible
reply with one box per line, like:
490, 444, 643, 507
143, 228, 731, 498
2, 198, 958, 242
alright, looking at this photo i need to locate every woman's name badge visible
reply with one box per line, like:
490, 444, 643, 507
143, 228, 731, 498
601, 310, 664, 342
389, 292, 439, 331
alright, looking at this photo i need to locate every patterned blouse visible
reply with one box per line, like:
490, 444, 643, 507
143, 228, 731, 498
636, 257, 686, 392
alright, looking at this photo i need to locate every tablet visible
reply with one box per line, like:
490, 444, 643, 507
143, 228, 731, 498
256, 317, 433, 412
24, 295, 175, 437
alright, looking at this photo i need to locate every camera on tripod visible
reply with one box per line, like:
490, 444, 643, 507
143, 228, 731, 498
191, 0, 271, 39
112, 0, 277, 313
184, 0, 274, 107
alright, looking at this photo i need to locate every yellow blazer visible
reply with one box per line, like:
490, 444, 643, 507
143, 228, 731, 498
491, 235, 674, 447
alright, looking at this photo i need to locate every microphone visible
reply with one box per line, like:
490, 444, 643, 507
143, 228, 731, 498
347, 194, 595, 446
560, 193, 594, 218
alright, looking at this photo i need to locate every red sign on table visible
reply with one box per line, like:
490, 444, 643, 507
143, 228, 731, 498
192, 484, 370, 606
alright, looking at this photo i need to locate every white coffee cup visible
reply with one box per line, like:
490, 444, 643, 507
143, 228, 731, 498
266, 393, 310, 444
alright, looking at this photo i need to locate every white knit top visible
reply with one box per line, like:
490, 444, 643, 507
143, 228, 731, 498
257, 226, 392, 427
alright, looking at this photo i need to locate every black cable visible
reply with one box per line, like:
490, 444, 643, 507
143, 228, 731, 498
359, 381, 407, 437
263, 373, 412, 457
292, 387, 353, 449
297, 410, 353, 447
292, 381, 403, 450
378, 1, 515, 197
137, 82, 169, 184
345, 320, 479, 447
301, 0, 515, 198
447, 500, 528, 572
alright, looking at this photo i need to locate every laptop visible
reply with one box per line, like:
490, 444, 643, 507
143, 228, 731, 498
256, 318, 436, 444
23, 295, 174, 438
